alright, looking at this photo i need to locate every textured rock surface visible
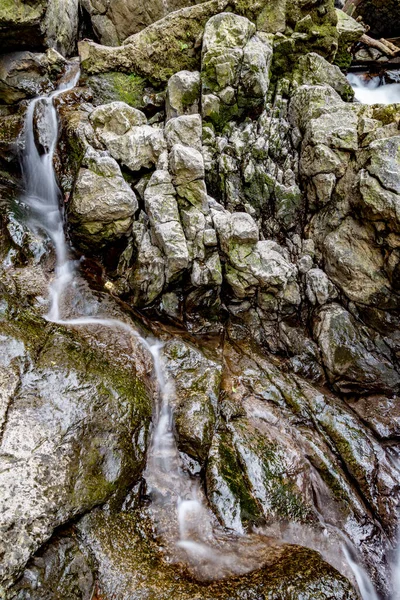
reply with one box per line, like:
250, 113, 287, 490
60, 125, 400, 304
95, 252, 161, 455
3, 0, 400, 598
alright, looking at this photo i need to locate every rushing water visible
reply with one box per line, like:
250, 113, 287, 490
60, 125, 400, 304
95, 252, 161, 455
18, 59, 397, 598
348, 72, 400, 104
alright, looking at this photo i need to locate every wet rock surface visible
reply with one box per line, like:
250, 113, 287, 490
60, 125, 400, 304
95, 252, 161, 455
2, 0, 400, 599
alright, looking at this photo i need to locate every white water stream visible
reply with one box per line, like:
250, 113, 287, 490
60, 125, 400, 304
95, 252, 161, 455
17, 60, 400, 598
348, 72, 400, 104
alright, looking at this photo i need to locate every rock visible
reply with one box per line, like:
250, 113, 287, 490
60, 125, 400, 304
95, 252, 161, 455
0, 50, 65, 104
0, 0, 78, 56
125, 221, 166, 306
76, 508, 357, 600
79, 1, 232, 82
322, 217, 396, 308
213, 211, 259, 253
164, 338, 221, 464
353, 0, 400, 38
169, 144, 205, 185
293, 53, 354, 101
8, 534, 94, 600
95, 122, 166, 172
0, 311, 151, 589
144, 170, 189, 280
90, 102, 147, 142
166, 71, 201, 121
306, 268, 337, 306
81, 0, 202, 46
68, 148, 138, 247
335, 9, 365, 68
314, 303, 400, 395
165, 114, 202, 151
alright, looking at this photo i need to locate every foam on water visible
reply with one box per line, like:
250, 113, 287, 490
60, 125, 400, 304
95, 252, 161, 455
348, 72, 400, 104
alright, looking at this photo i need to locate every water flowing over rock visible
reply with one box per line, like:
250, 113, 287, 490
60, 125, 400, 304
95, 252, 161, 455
2, 1, 400, 599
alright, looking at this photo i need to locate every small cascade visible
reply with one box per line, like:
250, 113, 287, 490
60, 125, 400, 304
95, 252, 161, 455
18, 57, 397, 599
18, 57, 274, 584
348, 72, 400, 104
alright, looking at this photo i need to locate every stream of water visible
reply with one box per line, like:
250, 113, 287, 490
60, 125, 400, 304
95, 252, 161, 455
17, 60, 400, 598
348, 72, 400, 104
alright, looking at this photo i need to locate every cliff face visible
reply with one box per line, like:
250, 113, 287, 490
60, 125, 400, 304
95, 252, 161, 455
1, 2, 400, 599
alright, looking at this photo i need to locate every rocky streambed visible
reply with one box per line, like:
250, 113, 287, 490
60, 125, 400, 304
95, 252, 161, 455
1, 1, 400, 599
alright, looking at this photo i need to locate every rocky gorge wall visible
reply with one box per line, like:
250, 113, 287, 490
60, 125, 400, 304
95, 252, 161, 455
1, 1, 400, 599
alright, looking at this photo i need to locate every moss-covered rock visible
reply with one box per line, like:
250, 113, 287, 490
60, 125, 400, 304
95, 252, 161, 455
76, 507, 358, 600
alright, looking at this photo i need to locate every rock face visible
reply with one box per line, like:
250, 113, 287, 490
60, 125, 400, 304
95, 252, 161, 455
0, 0, 79, 55
353, 0, 400, 37
3, 0, 400, 599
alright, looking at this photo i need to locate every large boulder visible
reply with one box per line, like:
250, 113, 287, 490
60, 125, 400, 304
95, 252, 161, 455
68, 148, 138, 248
0, 0, 79, 56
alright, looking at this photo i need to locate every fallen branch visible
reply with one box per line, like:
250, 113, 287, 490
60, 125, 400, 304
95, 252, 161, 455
360, 33, 400, 56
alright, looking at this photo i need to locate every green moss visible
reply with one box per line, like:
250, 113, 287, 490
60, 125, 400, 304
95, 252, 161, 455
218, 432, 263, 525
86, 72, 149, 109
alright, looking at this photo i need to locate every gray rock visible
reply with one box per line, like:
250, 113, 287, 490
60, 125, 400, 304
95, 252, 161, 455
294, 52, 354, 101
69, 148, 138, 246
166, 70, 201, 120
90, 102, 147, 143
170, 143, 205, 185
306, 268, 337, 305
314, 303, 400, 394
164, 114, 202, 151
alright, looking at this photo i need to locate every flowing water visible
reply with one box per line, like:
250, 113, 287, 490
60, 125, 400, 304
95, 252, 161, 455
18, 59, 396, 598
348, 72, 400, 104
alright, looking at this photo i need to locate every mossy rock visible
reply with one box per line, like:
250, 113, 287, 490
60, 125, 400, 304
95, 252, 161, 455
77, 507, 358, 599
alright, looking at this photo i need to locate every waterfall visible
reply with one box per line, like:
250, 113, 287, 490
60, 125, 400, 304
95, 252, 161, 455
18, 59, 273, 583
347, 73, 400, 104
18, 58, 396, 598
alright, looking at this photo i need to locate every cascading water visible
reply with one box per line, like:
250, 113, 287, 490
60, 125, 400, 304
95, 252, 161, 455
18, 58, 393, 598
18, 58, 277, 583
348, 72, 400, 104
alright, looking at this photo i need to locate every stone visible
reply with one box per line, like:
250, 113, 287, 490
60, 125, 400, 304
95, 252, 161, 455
165, 114, 202, 151
0, 312, 151, 589
166, 71, 201, 120
322, 217, 396, 308
103, 125, 166, 172
306, 268, 337, 306
314, 303, 400, 395
125, 221, 166, 307
0, 0, 78, 55
90, 102, 147, 143
169, 144, 205, 185
69, 148, 138, 247
335, 9, 365, 68
164, 338, 221, 463
0, 51, 64, 104
353, 0, 400, 38
144, 170, 189, 280
294, 53, 354, 101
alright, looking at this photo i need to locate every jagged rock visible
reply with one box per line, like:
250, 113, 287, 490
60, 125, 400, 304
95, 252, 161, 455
306, 268, 337, 306
90, 102, 147, 142
335, 9, 365, 68
293, 53, 354, 101
68, 148, 138, 246
8, 535, 94, 600
165, 114, 202, 151
164, 338, 221, 464
314, 303, 400, 395
81, 0, 202, 46
0, 0, 78, 55
166, 71, 201, 120
169, 144, 205, 185
144, 170, 189, 280
322, 217, 396, 308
